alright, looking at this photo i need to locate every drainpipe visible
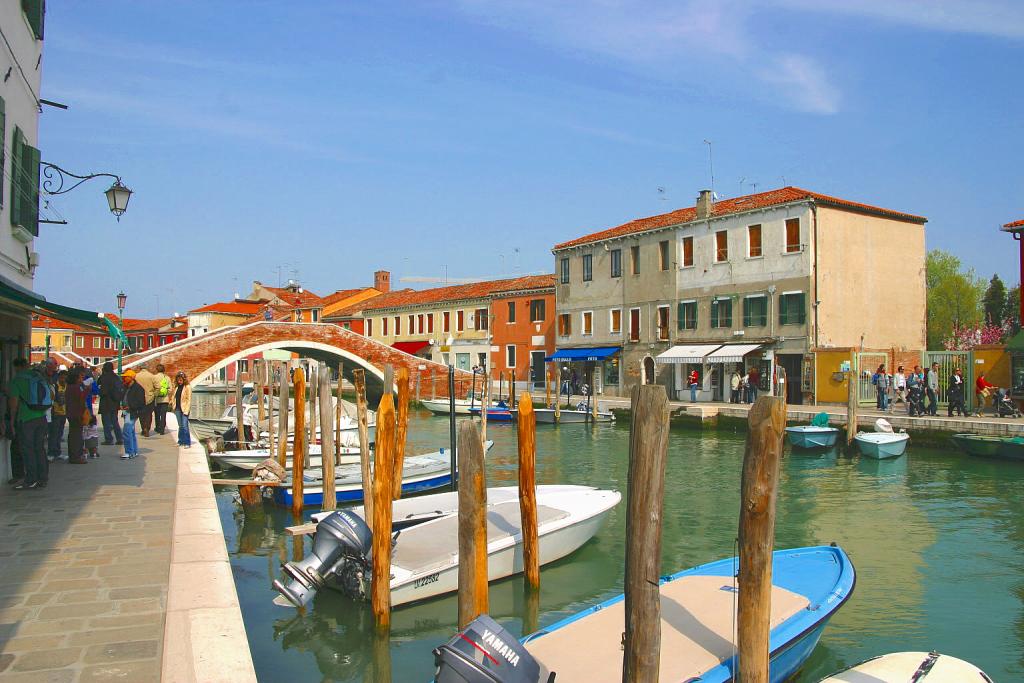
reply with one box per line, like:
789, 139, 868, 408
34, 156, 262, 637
811, 203, 820, 350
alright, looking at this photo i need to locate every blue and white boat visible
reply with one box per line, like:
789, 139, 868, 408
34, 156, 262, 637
854, 418, 909, 460
433, 545, 854, 682
469, 400, 514, 422
785, 425, 840, 449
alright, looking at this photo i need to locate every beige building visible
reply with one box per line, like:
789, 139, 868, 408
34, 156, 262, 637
552, 186, 927, 402
187, 301, 263, 336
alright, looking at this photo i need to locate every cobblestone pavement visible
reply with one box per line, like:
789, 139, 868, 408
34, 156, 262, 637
0, 430, 177, 682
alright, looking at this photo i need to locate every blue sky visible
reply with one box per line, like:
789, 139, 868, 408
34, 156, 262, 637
34, 1, 1024, 317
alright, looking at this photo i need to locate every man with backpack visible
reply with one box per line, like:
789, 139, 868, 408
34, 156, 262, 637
133, 364, 158, 437
98, 362, 124, 445
153, 364, 171, 435
8, 358, 51, 490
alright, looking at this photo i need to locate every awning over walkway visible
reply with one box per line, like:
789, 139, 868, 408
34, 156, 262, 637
704, 343, 763, 364
392, 340, 430, 355
656, 344, 722, 364
0, 274, 123, 340
546, 346, 620, 362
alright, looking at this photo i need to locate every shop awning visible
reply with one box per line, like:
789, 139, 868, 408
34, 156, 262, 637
392, 340, 430, 355
704, 343, 764, 364
546, 346, 620, 362
0, 274, 121, 339
656, 344, 722, 364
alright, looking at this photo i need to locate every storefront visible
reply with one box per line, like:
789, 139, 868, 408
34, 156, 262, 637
546, 346, 621, 396
656, 342, 770, 402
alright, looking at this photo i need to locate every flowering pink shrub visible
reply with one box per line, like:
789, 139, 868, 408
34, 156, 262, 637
943, 320, 1012, 350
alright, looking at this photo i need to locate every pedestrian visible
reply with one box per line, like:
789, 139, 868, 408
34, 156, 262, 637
975, 372, 996, 417
97, 362, 124, 445
688, 367, 699, 402
133, 364, 158, 436
892, 366, 906, 406
906, 370, 923, 416
120, 369, 144, 460
8, 358, 51, 489
153, 364, 171, 435
84, 415, 100, 459
926, 362, 940, 416
172, 371, 193, 447
47, 369, 67, 461
872, 364, 890, 410
948, 367, 966, 416
747, 365, 760, 403
730, 369, 741, 403
64, 368, 88, 464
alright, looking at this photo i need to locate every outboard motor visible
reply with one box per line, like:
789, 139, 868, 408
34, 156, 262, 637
273, 509, 372, 608
434, 614, 553, 682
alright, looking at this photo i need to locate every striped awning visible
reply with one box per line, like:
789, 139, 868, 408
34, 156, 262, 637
655, 344, 722, 364
704, 343, 763, 364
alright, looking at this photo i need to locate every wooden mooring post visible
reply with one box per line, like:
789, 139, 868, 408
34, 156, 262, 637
737, 396, 787, 683
516, 392, 539, 589
318, 362, 337, 512
267, 363, 276, 461
291, 367, 307, 518
480, 368, 489, 445
846, 354, 859, 447
308, 363, 318, 455
235, 365, 245, 449
352, 369, 373, 526
277, 362, 290, 468
545, 366, 552, 409
255, 361, 266, 431
457, 419, 488, 629
335, 362, 343, 466
622, 384, 670, 683
371, 391, 397, 629
392, 367, 410, 499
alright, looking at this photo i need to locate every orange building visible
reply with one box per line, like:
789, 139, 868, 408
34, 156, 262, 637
488, 275, 556, 389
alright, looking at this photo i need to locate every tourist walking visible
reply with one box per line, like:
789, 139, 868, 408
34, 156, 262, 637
97, 362, 123, 445
872, 364, 890, 410
120, 370, 145, 459
730, 370, 741, 403
747, 365, 760, 403
893, 366, 907, 406
948, 368, 967, 416
906, 369, 924, 416
134, 364, 158, 436
64, 368, 87, 464
688, 368, 699, 402
9, 359, 50, 489
172, 371, 193, 447
47, 370, 67, 461
926, 363, 940, 416
975, 372, 996, 417
153, 364, 171, 435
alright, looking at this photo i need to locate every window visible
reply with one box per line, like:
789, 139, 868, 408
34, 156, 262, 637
383, 317, 389, 336
558, 313, 572, 337
659, 240, 670, 271
92, 337, 99, 349
456, 310, 465, 332
682, 236, 693, 267
474, 308, 488, 330
610, 249, 621, 278
743, 295, 767, 327
630, 245, 640, 274
530, 299, 546, 322
10, 126, 40, 237
76, 336, 83, 348
747, 224, 762, 258
582, 311, 593, 336
367, 318, 374, 336
312, 309, 319, 322
628, 308, 641, 341
22, 0, 44, 40
443, 311, 451, 332
610, 308, 622, 334
560, 257, 570, 284
678, 301, 697, 330
779, 292, 807, 325
408, 315, 415, 334
715, 231, 728, 262
149, 335, 155, 346
506, 345, 516, 368
656, 305, 669, 340
582, 254, 593, 282
103, 337, 111, 349
417, 314, 424, 334
711, 298, 732, 328
394, 316, 401, 335
785, 218, 801, 253
427, 313, 434, 333
507, 301, 516, 323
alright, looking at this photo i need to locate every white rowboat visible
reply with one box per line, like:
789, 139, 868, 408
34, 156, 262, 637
820, 651, 993, 681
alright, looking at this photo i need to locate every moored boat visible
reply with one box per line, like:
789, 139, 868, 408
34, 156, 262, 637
855, 432, 909, 459
420, 397, 486, 415
532, 407, 614, 424
469, 402, 514, 422
209, 445, 363, 471
819, 651, 993, 682
785, 425, 840, 449
950, 433, 1004, 458
996, 435, 1024, 461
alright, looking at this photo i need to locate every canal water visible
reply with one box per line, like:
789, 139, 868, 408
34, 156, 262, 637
209, 406, 1024, 681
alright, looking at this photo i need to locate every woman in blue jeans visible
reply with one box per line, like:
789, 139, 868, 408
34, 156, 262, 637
172, 371, 193, 447
120, 369, 145, 459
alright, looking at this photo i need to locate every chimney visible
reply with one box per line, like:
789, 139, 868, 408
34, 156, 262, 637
374, 270, 391, 293
696, 189, 714, 220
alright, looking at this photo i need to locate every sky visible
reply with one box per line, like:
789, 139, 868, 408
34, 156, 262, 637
33, 0, 1024, 318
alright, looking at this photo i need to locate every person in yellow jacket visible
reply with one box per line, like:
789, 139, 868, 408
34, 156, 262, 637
153, 364, 171, 435
172, 371, 193, 447
132, 365, 158, 437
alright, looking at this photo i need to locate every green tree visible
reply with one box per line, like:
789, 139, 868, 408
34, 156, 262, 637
1007, 285, 1021, 335
982, 273, 1007, 326
926, 249, 985, 348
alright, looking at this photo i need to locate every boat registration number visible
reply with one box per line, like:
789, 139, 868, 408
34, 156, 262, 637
414, 573, 440, 589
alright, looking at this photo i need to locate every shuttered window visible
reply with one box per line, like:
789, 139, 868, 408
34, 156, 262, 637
778, 292, 807, 325
677, 301, 696, 330
9, 127, 40, 236
743, 295, 767, 327
21, 0, 44, 40
681, 236, 693, 267
710, 298, 732, 328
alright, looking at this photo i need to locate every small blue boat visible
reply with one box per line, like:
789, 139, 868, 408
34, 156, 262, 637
469, 400, 514, 422
785, 425, 840, 449
432, 545, 854, 682
854, 432, 909, 459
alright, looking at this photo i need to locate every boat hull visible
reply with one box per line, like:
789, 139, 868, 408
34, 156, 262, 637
533, 409, 614, 424
855, 433, 909, 459
420, 399, 474, 415
469, 408, 514, 422
821, 652, 992, 682
785, 426, 839, 449
951, 433, 1003, 457
996, 438, 1024, 461
272, 470, 452, 507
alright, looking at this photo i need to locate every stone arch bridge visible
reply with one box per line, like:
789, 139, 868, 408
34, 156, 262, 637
121, 321, 475, 402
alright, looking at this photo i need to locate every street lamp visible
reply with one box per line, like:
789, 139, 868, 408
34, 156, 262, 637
41, 163, 133, 221
116, 290, 127, 373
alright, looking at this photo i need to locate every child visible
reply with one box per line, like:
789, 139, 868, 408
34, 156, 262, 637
84, 415, 100, 459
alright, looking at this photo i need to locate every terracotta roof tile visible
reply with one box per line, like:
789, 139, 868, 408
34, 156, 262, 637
362, 275, 558, 312
320, 287, 375, 307
263, 286, 323, 308
489, 274, 556, 293
1003, 219, 1024, 230
553, 186, 927, 251
31, 314, 85, 331
190, 301, 263, 315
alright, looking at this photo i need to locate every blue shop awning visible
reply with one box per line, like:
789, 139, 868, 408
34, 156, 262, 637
546, 346, 620, 362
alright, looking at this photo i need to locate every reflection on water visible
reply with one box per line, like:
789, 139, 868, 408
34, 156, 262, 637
214, 409, 1024, 682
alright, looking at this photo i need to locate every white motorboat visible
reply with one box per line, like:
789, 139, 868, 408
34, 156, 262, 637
208, 445, 363, 471
855, 418, 909, 459
532, 407, 614, 423
421, 396, 492, 415
273, 485, 620, 608
191, 399, 375, 446
820, 651, 992, 681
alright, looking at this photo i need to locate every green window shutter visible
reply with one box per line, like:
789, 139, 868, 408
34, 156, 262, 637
742, 299, 751, 327
796, 293, 807, 324
21, 0, 45, 40
778, 294, 788, 325
20, 142, 40, 236
10, 127, 22, 228
0, 97, 5, 207
677, 302, 685, 330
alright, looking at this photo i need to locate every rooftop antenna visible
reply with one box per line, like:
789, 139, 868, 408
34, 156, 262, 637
657, 186, 668, 201
703, 139, 715, 199
781, 175, 787, 187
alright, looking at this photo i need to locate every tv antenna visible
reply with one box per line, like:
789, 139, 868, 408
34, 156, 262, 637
703, 139, 715, 197
657, 187, 668, 201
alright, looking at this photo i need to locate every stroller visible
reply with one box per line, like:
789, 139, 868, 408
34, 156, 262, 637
906, 383, 926, 416
994, 388, 1022, 418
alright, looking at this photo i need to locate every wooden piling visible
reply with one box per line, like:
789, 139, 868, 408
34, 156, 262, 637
415, 371, 421, 404
545, 367, 551, 408
516, 392, 539, 589
480, 368, 489, 445
352, 369, 373, 524
267, 364, 276, 461
737, 396, 787, 683
392, 367, 410, 499
509, 370, 516, 409
238, 483, 263, 510
622, 384, 670, 683
235, 366, 245, 449
457, 419, 489, 629
277, 363, 290, 468
846, 354, 859, 446
383, 364, 394, 398
291, 367, 306, 517
336, 362, 343, 466
431, 371, 436, 400
591, 367, 599, 422
308, 363, 318, 455
371, 392, 396, 629
255, 361, 266, 429
318, 363, 336, 512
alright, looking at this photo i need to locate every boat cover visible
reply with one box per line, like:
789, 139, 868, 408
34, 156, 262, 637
811, 412, 830, 427
875, 418, 894, 433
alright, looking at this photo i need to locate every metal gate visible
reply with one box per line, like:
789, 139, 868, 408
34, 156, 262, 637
923, 351, 974, 411
857, 352, 888, 405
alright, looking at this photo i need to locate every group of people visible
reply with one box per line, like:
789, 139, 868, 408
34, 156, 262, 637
685, 366, 762, 403
7, 357, 194, 491
872, 363, 999, 418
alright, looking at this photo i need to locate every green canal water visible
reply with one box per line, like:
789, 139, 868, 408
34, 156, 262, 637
212, 409, 1024, 681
